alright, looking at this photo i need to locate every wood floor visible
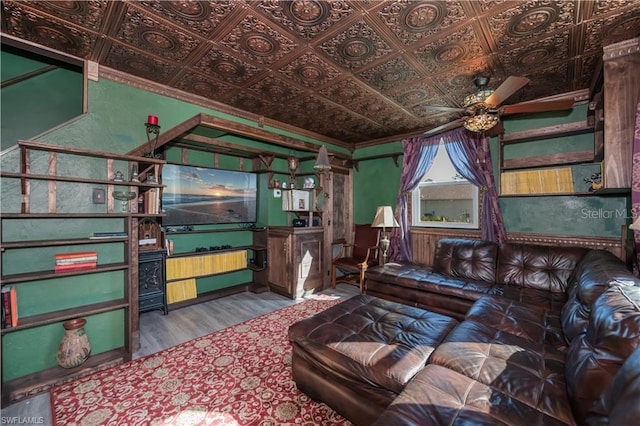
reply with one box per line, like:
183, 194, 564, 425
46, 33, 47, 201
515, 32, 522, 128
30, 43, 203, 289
1, 284, 359, 425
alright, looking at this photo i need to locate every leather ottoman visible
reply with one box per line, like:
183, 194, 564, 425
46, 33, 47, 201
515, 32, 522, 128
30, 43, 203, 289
288, 295, 459, 425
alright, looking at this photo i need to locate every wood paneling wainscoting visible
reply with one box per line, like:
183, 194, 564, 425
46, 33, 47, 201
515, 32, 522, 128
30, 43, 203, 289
410, 227, 629, 266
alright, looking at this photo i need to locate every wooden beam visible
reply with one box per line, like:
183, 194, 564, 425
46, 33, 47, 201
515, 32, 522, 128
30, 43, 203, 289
502, 151, 593, 170
501, 120, 592, 144
1, 65, 59, 88
127, 114, 202, 157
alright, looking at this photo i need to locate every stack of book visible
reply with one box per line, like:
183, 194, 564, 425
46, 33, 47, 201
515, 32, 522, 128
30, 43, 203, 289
142, 188, 160, 214
55, 251, 98, 273
1, 286, 18, 328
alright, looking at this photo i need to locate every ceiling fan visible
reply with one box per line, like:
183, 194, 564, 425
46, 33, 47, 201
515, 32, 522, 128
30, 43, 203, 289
422, 75, 575, 137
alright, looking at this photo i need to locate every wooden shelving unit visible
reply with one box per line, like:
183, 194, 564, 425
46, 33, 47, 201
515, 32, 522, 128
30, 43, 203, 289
0, 141, 165, 405
498, 115, 608, 196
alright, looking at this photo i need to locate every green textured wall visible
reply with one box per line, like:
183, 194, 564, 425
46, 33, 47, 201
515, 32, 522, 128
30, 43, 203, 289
0, 47, 83, 151
352, 142, 403, 224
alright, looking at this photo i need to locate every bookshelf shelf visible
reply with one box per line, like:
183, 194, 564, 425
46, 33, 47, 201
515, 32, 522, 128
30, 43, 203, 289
0, 140, 166, 404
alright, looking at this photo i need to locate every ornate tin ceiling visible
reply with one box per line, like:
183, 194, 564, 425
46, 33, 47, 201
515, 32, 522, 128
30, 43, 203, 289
2, 1, 640, 146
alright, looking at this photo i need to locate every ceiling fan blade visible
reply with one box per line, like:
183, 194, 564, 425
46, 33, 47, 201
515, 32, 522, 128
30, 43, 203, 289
484, 76, 530, 107
422, 117, 465, 137
501, 99, 575, 115
419, 105, 465, 113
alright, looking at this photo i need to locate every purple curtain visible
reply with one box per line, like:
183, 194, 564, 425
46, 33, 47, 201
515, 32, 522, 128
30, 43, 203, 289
631, 89, 640, 274
388, 136, 440, 262
443, 128, 507, 243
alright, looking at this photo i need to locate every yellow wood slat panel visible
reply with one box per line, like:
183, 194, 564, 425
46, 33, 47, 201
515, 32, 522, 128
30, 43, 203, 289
166, 251, 248, 280
166, 279, 197, 304
501, 167, 574, 195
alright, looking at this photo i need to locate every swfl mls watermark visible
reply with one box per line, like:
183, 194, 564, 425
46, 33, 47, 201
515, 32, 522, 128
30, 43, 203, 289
0, 418, 45, 425
580, 208, 630, 220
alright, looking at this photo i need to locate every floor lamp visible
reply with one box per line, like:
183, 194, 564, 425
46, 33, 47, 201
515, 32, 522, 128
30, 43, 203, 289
371, 206, 399, 265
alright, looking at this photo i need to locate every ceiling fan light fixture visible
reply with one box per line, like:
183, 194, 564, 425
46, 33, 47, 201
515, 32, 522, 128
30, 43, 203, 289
464, 112, 499, 133
463, 89, 495, 109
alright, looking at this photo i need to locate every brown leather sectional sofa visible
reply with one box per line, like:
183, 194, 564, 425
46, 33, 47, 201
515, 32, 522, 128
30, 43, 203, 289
288, 238, 640, 425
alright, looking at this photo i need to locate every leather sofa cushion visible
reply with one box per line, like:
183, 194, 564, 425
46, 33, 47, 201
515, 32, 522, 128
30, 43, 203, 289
565, 284, 640, 423
373, 364, 575, 426
490, 283, 568, 314
497, 243, 587, 292
366, 264, 496, 301
561, 250, 638, 344
288, 295, 458, 395
466, 296, 565, 348
429, 320, 573, 425
433, 238, 498, 283
586, 346, 640, 425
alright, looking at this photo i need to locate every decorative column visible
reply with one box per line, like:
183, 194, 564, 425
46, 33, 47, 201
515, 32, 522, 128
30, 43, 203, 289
602, 37, 640, 188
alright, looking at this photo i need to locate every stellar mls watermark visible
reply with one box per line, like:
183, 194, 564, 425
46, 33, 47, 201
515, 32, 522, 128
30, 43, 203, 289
580, 208, 629, 219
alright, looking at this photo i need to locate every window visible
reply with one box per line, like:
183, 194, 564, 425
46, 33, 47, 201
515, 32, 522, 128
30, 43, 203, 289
412, 141, 479, 228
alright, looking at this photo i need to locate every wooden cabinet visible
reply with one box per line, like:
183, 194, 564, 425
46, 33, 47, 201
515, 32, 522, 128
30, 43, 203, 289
267, 227, 323, 299
138, 249, 167, 315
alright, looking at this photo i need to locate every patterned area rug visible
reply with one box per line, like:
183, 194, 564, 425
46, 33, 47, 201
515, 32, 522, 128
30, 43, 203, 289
51, 296, 351, 425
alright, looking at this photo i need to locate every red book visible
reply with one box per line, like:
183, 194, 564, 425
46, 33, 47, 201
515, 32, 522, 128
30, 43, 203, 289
9, 287, 17, 327
55, 251, 98, 260
54, 262, 97, 272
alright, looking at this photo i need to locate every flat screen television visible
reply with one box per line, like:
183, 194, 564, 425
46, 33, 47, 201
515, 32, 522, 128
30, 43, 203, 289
162, 164, 257, 226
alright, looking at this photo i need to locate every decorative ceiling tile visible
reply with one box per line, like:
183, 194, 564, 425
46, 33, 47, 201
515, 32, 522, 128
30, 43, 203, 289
319, 20, 393, 70
278, 52, 341, 88
17, 0, 108, 31
350, 98, 400, 123
104, 43, 177, 83
1, 2, 96, 58
387, 84, 451, 108
589, 0, 640, 18
226, 91, 275, 115
358, 57, 422, 91
497, 31, 569, 73
192, 47, 263, 84
247, 75, 305, 103
487, 1, 575, 50
287, 94, 333, 116
172, 72, 236, 102
584, 12, 640, 48
376, 0, 468, 45
137, 1, 239, 37
511, 63, 570, 103
576, 53, 600, 89
413, 25, 487, 74
257, 0, 355, 39
432, 61, 495, 101
319, 78, 375, 107
220, 13, 296, 65
114, 5, 201, 61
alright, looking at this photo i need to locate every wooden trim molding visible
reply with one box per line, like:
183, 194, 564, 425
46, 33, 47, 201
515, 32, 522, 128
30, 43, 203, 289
603, 37, 640, 61
409, 227, 628, 266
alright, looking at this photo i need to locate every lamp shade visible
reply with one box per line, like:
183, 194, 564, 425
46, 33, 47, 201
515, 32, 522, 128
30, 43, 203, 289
314, 145, 331, 171
371, 206, 399, 228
